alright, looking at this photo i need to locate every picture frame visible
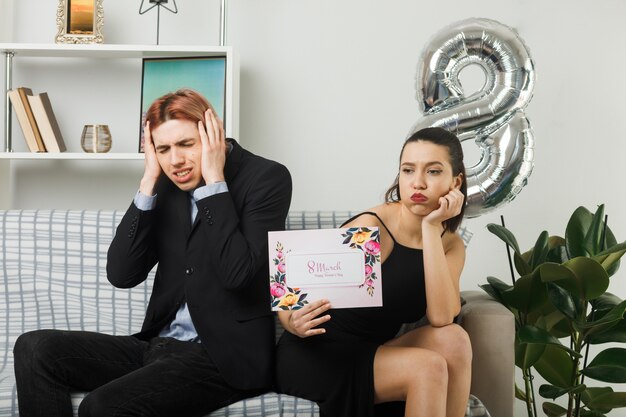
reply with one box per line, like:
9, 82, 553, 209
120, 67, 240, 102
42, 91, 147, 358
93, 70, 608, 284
56, 0, 104, 44
139, 56, 227, 152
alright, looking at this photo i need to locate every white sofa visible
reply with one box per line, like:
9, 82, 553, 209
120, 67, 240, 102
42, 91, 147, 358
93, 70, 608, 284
0, 210, 512, 417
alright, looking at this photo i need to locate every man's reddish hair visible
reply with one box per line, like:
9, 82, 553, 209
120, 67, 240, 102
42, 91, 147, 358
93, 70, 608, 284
145, 89, 213, 130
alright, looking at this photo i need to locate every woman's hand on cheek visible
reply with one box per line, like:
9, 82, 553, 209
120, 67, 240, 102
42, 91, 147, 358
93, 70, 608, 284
140, 121, 162, 196
199, 108, 226, 184
424, 188, 464, 226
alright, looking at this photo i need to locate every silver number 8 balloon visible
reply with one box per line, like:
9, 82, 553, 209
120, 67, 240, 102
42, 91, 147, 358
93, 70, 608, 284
408, 18, 536, 218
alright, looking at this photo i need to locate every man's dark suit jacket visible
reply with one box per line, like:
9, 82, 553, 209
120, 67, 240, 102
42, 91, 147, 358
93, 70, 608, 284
106, 139, 292, 390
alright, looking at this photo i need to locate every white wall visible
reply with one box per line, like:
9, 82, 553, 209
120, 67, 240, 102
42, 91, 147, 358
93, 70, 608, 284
3, 1, 626, 415
0, 0, 13, 42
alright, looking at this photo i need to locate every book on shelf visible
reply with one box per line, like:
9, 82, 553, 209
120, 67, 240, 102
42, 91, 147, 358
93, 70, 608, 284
26, 92, 67, 153
7, 87, 46, 152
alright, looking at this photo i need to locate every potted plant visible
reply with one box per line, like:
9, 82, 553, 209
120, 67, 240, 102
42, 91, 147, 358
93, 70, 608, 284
481, 204, 626, 417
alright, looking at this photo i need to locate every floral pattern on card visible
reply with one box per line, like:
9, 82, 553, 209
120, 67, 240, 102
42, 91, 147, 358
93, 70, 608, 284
341, 227, 381, 296
269, 241, 309, 310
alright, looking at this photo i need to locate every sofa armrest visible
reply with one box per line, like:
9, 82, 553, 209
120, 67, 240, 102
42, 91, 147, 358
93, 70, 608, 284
458, 290, 515, 417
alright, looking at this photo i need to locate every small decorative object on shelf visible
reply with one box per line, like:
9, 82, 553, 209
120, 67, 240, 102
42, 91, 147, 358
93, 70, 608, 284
139, 0, 178, 45
56, 0, 104, 44
81, 124, 112, 153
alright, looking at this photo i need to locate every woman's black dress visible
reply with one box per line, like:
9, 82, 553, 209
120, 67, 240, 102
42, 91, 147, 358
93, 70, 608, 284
275, 212, 428, 417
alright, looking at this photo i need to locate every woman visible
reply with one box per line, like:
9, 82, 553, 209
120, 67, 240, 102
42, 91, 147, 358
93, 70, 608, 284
275, 127, 472, 417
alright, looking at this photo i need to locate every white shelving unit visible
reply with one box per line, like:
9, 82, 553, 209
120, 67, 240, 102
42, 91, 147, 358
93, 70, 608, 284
0, 152, 143, 160
0, 43, 239, 208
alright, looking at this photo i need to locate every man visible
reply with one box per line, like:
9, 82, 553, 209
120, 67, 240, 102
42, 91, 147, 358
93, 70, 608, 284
13, 89, 292, 417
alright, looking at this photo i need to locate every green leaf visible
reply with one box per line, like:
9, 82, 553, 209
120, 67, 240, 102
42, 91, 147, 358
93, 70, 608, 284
514, 251, 533, 276
581, 348, 626, 383
541, 258, 609, 302
578, 300, 626, 337
549, 235, 567, 248
570, 203, 625, 275
487, 223, 531, 275
588, 319, 626, 344
487, 275, 513, 291
532, 310, 570, 338
540, 383, 587, 402
571, 384, 589, 395
586, 391, 626, 410
591, 293, 623, 312
581, 386, 626, 415
580, 410, 607, 417
582, 386, 614, 409
540, 262, 575, 283
487, 223, 522, 253
502, 273, 547, 315
529, 230, 550, 269
546, 236, 568, 263
480, 276, 514, 308
583, 204, 605, 256
479, 284, 503, 306
533, 344, 576, 388
566, 206, 594, 258
539, 384, 569, 400
518, 325, 581, 358
546, 281, 579, 320
593, 245, 626, 277
539, 262, 584, 307
567, 257, 610, 300
542, 401, 568, 417
515, 332, 546, 369
595, 241, 626, 258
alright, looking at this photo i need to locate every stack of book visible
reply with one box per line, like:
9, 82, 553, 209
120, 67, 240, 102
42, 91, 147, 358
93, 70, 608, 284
7, 87, 67, 152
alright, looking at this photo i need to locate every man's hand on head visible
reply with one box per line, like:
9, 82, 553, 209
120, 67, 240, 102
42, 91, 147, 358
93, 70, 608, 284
140, 121, 162, 196
198, 108, 226, 185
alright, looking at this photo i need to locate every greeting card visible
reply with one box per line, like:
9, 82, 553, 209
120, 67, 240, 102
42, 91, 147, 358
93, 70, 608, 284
268, 227, 383, 310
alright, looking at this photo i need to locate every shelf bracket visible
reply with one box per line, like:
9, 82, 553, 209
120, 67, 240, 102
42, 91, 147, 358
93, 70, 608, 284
4, 50, 14, 153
